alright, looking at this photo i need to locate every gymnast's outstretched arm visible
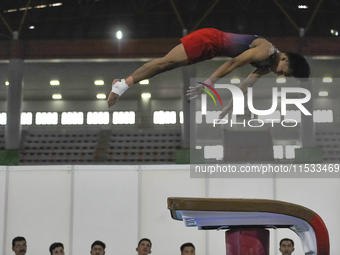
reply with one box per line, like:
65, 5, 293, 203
187, 46, 272, 98
209, 46, 271, 82
218, 68, 270, 120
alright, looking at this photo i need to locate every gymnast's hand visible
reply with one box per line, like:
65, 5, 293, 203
186, 83, 204, 100
107, 79, 121, 108
218, 105, 232, 121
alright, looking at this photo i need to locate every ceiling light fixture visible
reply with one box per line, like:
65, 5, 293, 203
330, 29, 339, 36
141, 93, 151, 99
230, 78, 241, 84
318, 91, 328, 97
322, 77, 332, 83
94, 80, 104, 85
276, 77, 286, 84
50, 80, 60, 86
52, 94, 62, 99
139, 79, 149, 85
96, 93, 106, 99
116, 31, 123, 40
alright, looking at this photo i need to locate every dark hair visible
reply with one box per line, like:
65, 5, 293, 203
286, 52, 310, 79
49, 242, 64, 254
280, 238, 294, 247
12, 236, 26, 248
91, 240, 106, 250
180, 243, 195, 252
138, 238, 152, 248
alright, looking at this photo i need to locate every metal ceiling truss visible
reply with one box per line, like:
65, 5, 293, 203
273, 0, 324, 36
0, 0, 339, 40
169, 0, 220, 34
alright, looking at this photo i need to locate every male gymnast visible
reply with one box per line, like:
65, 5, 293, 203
12, 236, 27, 255
49, 242, 65, 255
108, 28, 310, 118
279, 238, 295, 255
180, 242, 196, 255
136, 238, 152, 255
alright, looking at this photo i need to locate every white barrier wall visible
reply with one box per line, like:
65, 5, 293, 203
0, 165, 339, 255
6, 166, 72, 255
141, 166, 206, 255
72, 165, 139, 255
0, 167, 6, 255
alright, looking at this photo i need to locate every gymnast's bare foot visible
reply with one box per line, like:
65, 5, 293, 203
108, 92, 119, 107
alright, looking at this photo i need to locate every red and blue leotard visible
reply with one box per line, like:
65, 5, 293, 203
180, 28, 277, 68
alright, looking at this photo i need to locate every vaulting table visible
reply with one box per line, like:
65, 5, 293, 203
167, 197, 329, 255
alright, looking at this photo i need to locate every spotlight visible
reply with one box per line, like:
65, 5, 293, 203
50, 2, 63, 7
116, 30, 123, 40
50, 80, 60, 86
276, 77, 286, 84
330, 29, 339, 36
318, 91, 328, 97
94, 80, 104, 85
141, 93, 151, 99
139, 79, 149, 85
96, 93, 106, 99
52, 94, 62, 99
230, 78, 240, 84
322, 77, 332, 83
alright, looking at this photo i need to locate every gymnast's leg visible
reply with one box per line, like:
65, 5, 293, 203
108, 43, 189, 107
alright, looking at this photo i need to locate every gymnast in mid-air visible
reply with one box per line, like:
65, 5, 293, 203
108, 28, 310, 118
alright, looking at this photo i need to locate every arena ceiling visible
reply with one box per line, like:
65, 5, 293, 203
0, 0, 339, 40
0, 0, 339, 102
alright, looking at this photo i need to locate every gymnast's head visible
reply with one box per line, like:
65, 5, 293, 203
90, 240, 106, 255
49, 242, 64, 255
136, 238, 152, 255
12, 236, 27, 255
274, 52, 310, 80
180, 242, 195, 255
279, 238, 295, 255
